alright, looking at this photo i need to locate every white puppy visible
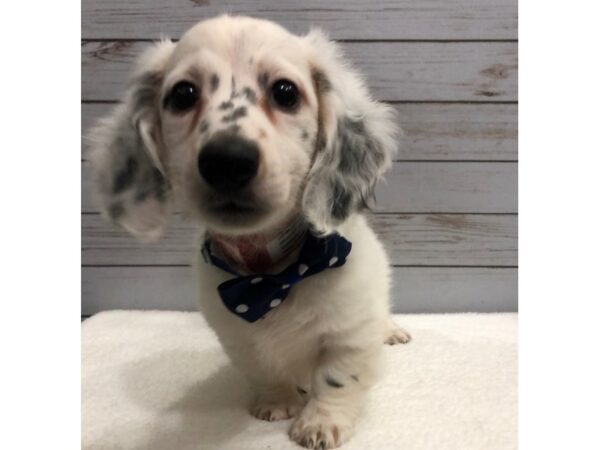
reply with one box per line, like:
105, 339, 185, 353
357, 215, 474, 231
90, 15, 411, 449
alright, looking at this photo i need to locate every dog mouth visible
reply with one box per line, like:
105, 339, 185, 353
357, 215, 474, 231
205, 195, 265, 217
210, 200, 260, 214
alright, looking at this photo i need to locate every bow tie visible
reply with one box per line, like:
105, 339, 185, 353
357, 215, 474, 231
201, 232, 352, 322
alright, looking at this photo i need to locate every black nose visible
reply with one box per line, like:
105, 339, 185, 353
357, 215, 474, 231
197, 133, 260, 193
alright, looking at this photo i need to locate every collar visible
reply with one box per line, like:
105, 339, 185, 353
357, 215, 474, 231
202, 231, 352, 322
208, 216, 308, 274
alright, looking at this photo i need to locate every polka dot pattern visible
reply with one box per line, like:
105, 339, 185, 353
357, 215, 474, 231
298, 264, 309, 276
235, 304, 249, 313
206, 231, 352, 322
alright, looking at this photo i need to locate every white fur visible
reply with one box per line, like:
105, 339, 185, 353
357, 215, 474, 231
196, 215, 409, 448
89, 15, 410, 449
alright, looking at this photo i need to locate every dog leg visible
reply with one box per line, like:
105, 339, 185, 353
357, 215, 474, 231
250, 381, 304, 422
289, 342, 379, 449
384, 316, 412, 345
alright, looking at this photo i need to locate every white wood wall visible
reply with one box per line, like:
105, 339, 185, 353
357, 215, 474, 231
81, 0, 518, 315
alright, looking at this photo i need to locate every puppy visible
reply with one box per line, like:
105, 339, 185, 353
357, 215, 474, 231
89, 15, 411, 449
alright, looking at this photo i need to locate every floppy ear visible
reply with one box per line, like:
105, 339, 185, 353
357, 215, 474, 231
301, 30, 399, 233
88, 40, 176, 241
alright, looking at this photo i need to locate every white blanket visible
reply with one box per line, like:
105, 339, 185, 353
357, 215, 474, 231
82, 311, 517, 450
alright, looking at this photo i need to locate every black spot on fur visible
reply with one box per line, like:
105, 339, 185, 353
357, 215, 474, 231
199, 119, 209, 133
133, 168, 168, 203
346, 118, 366, 134
331, 184, 353, 221
108, 202, 124, 219
325, 376, 344, 389
297, 386, 308, 395
113, 157, 138, 194
337, 119, 371, 175
210, 74, 219, 93
351, 375, 359, 382
242, 87, 257, 104
219, 100, 234, 110
230, 76, 236, 93
312, 69, 332, 94
222, 106, 247, 122
301, 129, 309, 141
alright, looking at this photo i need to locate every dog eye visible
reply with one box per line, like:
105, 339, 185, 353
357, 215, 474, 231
168, 81, 199, 112
271, 79, 299, 110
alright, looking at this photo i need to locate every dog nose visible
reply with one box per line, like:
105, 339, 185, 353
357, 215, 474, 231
197, 133, 260, 193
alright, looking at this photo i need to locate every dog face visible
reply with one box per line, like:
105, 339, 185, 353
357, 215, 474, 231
161, 18, 319, 233
90, 15, 398, 239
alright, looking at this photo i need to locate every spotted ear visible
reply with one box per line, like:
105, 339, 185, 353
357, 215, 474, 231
301, 30, 399, 233
88, 40, 175, 241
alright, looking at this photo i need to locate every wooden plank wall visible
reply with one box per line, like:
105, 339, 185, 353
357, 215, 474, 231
81, 0, 518, 315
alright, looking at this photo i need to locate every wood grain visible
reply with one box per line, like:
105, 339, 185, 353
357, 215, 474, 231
375, 162, 517, 213
81, 266, 517, 315
81, 41, 517, 102
82, 213, 516, 266
81, 161, 517, 213
394, 103, 517, 160
82, 0, 517, 40
82, 103, 518, 161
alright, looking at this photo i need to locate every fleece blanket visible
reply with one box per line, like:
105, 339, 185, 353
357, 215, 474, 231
82, 311, 517, 450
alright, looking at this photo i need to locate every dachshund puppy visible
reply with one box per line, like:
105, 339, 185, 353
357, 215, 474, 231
90, 15, 410, 449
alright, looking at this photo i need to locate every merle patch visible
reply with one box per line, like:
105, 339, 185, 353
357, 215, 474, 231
210, 74, 219, 93
242, 87, 257, 104
219, 100, 234, 110
113, 157, 138, 194
222, 106, 247, 122
325, 376, 344, 388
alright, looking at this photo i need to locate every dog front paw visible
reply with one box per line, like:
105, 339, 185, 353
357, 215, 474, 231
251, 401, 302, 422
385, 326, 412, 345
289, 409, 351, 449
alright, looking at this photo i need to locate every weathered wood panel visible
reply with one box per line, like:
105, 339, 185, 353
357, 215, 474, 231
390, 267, 517, 313
372, 214, 516, 265
82, 103, 518, 161
81, 266, 517, 315
81, 41, 517, 102
82, 213, 516, 266
82, 0, 517, 40
81, 161, 517, 213
395, 103, 517, 160
376, 162, 517, 212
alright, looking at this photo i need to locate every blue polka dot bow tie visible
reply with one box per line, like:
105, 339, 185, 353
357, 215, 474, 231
201, 232, 352, 322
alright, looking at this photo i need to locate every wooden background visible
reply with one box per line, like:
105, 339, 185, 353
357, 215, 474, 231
81, 0, 518, 315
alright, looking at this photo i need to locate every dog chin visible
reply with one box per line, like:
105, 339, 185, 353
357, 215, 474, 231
199, 200, 284, 235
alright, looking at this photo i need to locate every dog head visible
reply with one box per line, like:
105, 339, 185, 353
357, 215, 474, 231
89, 15, 398, 240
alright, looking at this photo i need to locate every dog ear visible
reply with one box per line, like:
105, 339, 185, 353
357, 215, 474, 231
88, 40, 175, 241
301, 30, 399, 233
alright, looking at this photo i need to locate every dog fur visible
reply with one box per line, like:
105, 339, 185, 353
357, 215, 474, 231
89, 15, 410, 449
